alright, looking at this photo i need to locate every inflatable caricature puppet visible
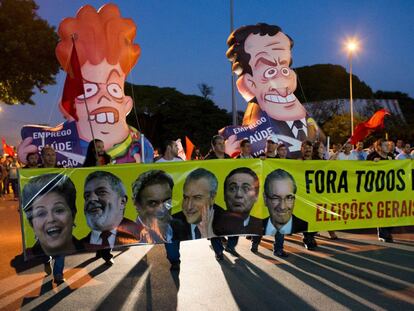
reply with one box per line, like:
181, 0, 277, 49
18, 4, 153, 166
221, 23, 325, 158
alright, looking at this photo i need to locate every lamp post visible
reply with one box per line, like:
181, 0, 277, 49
230, 0, 237, 126
345, 39, 359, 136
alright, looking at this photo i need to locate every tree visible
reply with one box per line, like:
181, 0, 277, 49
360, 99, 384, 119
294, 64, 373, 103
0, 0, 59, 105
125, 83, 231, 153
375, 90, 414, 122
304, 100, 342, 125
322, 114, 364, 144
197, 83, 214, 99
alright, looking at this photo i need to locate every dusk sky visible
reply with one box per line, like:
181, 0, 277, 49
1, 0, 413, 145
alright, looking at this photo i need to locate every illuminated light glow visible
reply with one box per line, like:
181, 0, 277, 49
344, 37, 360, 54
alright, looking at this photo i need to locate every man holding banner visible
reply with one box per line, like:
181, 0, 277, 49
211, 167, 261, 259
367, 138, 395, 242
82, 171, 139, 265
300, 140, 318, 250
132, 170, 174, 244
252, 169, 308, 256
180, 168, 219, 239
213, 167, 262, 236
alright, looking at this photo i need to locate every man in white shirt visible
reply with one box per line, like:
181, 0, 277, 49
395, 140, 404, 154
337, 143, 352, 160
156, 140, 182, 162
349, 142, 367, 160
396, 143, 412, 160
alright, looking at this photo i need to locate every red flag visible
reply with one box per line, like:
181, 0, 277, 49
185, 136, 195, 160
350, 109, 390, 145
61, 40, 84, 121
2, 138, 15, 157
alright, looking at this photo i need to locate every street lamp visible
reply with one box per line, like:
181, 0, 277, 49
344, 38, 359, 136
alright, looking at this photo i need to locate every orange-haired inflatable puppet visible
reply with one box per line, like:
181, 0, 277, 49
18, 4, 153, 166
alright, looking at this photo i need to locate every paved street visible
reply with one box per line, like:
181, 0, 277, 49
0, 195, 413, 311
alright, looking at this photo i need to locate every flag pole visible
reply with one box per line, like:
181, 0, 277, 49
71, 34, 98, 162
140, 133, 145, 163
230, 0, 237, 126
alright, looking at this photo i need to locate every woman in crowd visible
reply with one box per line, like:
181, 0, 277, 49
83, 139, 111, 167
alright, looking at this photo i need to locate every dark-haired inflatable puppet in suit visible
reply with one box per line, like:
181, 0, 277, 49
221, 23, 324, 158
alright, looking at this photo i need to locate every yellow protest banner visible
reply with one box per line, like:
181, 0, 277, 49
19, 159, 414, 259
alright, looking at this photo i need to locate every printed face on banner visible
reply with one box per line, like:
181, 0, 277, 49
182, 178, 214, 224
225, 173, 258, 214
265, 178, 295, 227
84, 177, 126, 231
75, 60, 133, 150
31, 192, 74, 255
241, 33, 306, 121
135, 183, 172, 224
19, 159, 414, 260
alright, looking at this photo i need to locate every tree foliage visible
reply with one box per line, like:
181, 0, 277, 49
304, 100, 342, 125
375, 91, 414, 122
295, 64, 414, 143
373, 91, 414, 142
198, 83, 214, 99
125, 83, 231, 153
0, 0, 59, 105
294, 64, 373, 103
322, 114, 364, 144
